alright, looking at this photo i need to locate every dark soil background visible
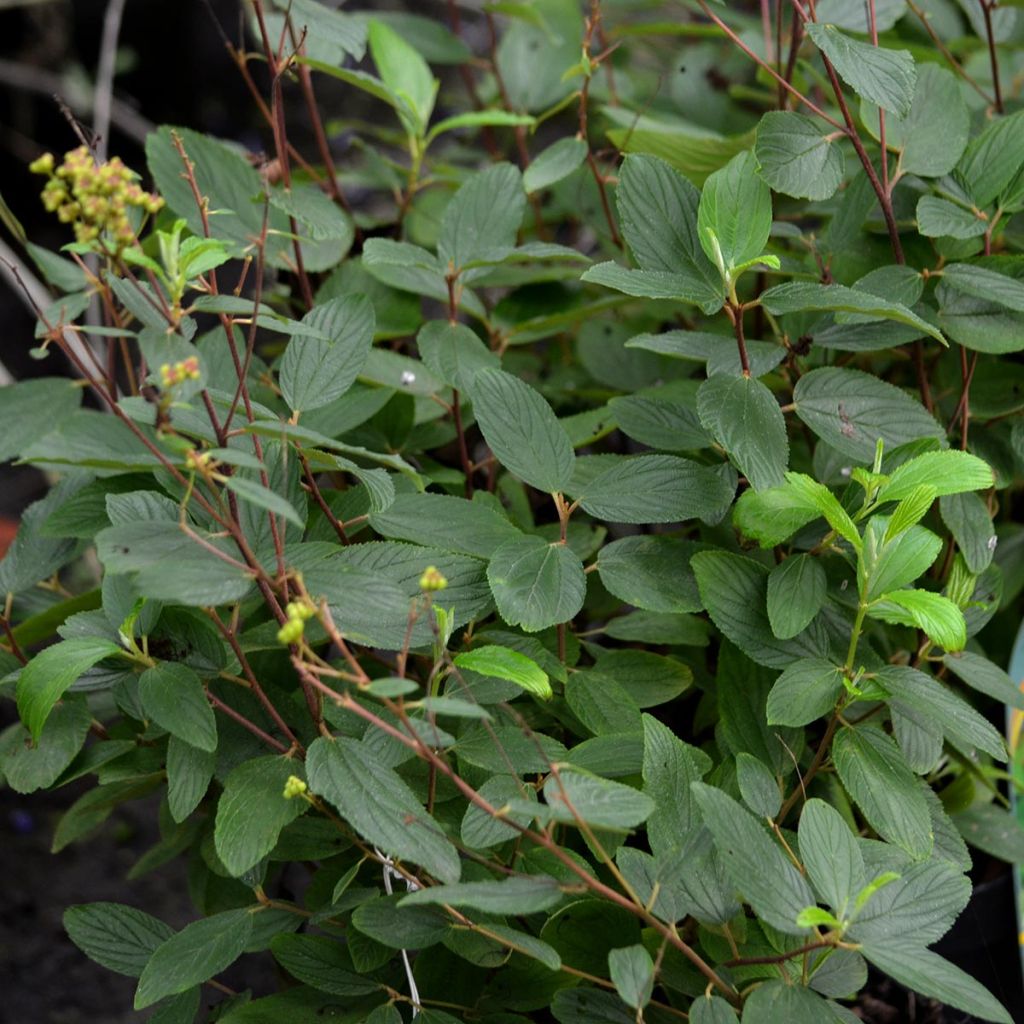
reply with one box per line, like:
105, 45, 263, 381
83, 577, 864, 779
1, 2, 1023, 1022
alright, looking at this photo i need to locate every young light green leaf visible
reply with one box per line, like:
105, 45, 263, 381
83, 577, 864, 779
453, 644, 552, 699
487, 535, 586, 633
135, 909, 254, 1009
858, 519, 942, 600
755, 111, 845, 201
468, 368, 575, 493
697, 374, 788, 491
832, 726, 932, 858
870, 589, 967, 651
876, 450, 993, 503
367, 19, 437, 136
697, 150, 772, 274
214, 757, 308, 877
806, 23, 916, 117
139, 662, 217, 753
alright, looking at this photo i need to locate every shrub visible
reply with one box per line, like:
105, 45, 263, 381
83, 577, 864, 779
2, 1, 1024, 1021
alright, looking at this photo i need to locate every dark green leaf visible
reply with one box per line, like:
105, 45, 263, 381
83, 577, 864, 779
64, 902, 174, 978
755, 111, 844, 201
487, 535, 585, 633
767, 554, 826, 640
139, 662, 217, 753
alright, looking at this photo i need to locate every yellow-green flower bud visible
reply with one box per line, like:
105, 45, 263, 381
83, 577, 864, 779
29, 152, 54, 175
282, 775, 308, 799
419, 565, 448, 592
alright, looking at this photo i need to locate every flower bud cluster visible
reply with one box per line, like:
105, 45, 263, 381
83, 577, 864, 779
30, 146, 164, 251
282, 775, 308, 800
419, 565, 448, 592
159, 357, 201, 388
277, 600, 316, 645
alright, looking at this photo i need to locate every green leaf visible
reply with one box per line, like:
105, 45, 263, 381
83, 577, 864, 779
793, 367, 944, 462
767, 658, 844, 727
453, 645, 552, 700
280, 294, 375, 413
426, 109, 534, 146
0, 698, 92, 793
690, 995, 739, 1024
269, 934, 379, 997
697, 374, 788, 491
736, 752, 781, 819
859, 942, 1011, 1023
223, 476, 304, 529
916, 196, 988, 239
940, 492, 996, 574
942, 651, 1024, 711
858, 519, 942, 601
740, 982, 834, 1024
863, 64, 967, 177
848, 859, 969, 944
351, 893, 450, 949
832, 726, 932, 858
597, 535, 703, 613
754, 111, 844, 201
17, 636, 123, 742
0, 378, 82, 463
416, 320, 499, 391
370, 493, 520, 558
952, 803, 1024, 863
461, 774, 538, 850
692, 782, 815, 935
367, 19, 437, 136
167, 736, 215, 823
438, 163, 525, 271
135, 908, 254, 1009
577, 455, 735, 525
697, 150, 772, 273
806, 23, 916, 117
306, 736, 460, 883
594, 650, 694, 709
139, 662, 217, 753
761, 283, 943, 343
64, 902, 174, 978
543, 768, 655, 830
608, 944, 655, 1010
957, 109, 1024, 208
615, 153, 721, 293
876, 450, 994, 503
767, 554, 826, 640
524, 137, 588, 192
870, 589, 967, 651
468, 368, 575, 493
487, 535, 585, 633
401, 876, 563, 914
692, 551, 832, 669
798, 798, 865, 916
642, 714, 705, 855
580, 261, 724, 313
214, 757, 308, 877
942, 263, 1024, 314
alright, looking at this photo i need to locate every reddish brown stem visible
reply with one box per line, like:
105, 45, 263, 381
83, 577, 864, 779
207, 689, 289, 753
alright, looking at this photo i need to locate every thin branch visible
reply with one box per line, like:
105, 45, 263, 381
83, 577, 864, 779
980, 0, 1004, 113
93, 0, 128, 161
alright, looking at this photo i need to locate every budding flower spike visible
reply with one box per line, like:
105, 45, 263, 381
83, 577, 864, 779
30, 145, 163, 252
159, 357, 201, 389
